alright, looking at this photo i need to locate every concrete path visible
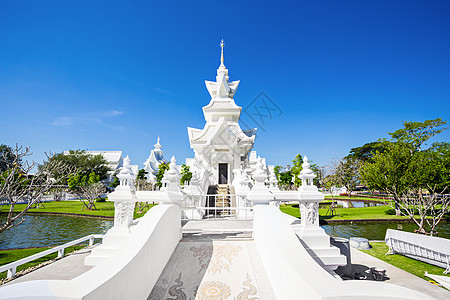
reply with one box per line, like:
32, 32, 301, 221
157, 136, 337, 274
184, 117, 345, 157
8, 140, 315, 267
4, 247, 93, 286
349, 247, 450, 300
149, 220, 275, 299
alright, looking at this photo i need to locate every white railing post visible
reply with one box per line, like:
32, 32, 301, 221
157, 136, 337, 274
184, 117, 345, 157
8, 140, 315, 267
158, 156, 183, 206
89, 236, 95, 247
7, 266, 16, 279
247, 157, 274, 207
84, 156, 137, 266
57, 248, 64, 258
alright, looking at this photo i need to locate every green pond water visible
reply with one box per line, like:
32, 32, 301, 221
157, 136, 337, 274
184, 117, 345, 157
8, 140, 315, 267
0, 214, 113, 250
322, 221, 450, 240
0, 213, 448, 250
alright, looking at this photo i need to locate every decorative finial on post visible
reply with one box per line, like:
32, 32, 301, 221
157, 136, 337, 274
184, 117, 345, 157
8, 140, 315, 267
300, 156, 316, 187
117, 155, 135, 189
165, 156, 181, 192
220, 39, 225, 68
248, 157, 274, 205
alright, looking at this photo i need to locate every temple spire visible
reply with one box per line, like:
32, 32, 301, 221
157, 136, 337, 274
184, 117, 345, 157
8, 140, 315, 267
153, 136, 163, 153
220, 39, 225, 68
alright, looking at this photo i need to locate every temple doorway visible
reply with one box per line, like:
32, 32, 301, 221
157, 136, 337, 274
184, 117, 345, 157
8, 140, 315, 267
218, 163, 228, 184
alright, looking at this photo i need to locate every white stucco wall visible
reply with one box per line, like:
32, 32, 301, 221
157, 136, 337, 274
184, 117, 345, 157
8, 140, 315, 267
0, 204, 182, 300
253, 205, 433, 300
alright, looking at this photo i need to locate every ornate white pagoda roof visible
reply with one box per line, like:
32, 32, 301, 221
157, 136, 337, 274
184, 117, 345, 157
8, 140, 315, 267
143, 137, 167, 175
189, 40, 256, 149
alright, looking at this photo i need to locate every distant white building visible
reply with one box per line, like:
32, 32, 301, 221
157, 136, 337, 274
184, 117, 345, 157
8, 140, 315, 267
143, 137, 168, 183
63, 150, 138, 183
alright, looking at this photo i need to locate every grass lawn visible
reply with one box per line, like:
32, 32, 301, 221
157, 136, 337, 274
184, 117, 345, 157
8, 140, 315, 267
280, 203, 409, 221
1, 201, 157, 219
360, 242, 450, 282
0, 245, 85, 280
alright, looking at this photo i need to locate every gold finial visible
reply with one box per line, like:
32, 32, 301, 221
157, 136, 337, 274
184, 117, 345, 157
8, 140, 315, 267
220, 39, 225, 67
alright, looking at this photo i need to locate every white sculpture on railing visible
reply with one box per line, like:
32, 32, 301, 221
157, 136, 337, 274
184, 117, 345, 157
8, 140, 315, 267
166, 156, 181, 192
268, 166, 279, 192
157, 156, 184, 205
298, 156, 322, 226
247, 157, 274, 205
117, 155, 136, 190
292, 156, 346, 271
85, 155, 137, 266
111, 155, 137, 228
182, 167, 202, 206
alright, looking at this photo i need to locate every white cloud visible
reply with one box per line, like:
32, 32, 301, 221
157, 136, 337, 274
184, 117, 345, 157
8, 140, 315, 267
100, 110, 123, 117
153, 87, 174, 96
49, 110, 124, 131
49, 117, 72, 126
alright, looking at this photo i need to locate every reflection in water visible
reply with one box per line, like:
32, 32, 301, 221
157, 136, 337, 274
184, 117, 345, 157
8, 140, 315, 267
0, 214, 113, 250
322, 221, 450, 240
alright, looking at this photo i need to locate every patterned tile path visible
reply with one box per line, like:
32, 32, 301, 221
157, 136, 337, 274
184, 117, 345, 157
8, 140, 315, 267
149, 232, 274, 299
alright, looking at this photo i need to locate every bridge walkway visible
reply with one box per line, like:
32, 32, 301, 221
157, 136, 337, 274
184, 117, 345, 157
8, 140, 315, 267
148, 220, 276, 299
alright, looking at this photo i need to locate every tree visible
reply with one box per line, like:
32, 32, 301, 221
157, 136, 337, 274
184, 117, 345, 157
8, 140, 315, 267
274, 165, 282, 178
68, 172, 106, 210
47, 150, 110, 183
134, 169, 152, 213
348, 141, 388, 163
278, 170, 293, 190
332, 157, 360, 197
180, 164, 193, 185
361, 118, 448, 217
155, 162, 169, 189
0, 145, 73, 233
361, 142, 412, 207
137, 169, 148, 180
0, 144, 15, 172
291, 154, 303, 187
110, 175, 120, 189
323, 174, 340, 217
393, 187, 449, 236
135, 169, 153, 191
425, 142, 450, 193
389, 118, 447, 150
310, 163, 323, 188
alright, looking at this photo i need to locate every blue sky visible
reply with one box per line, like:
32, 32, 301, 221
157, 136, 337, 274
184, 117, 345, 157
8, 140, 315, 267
1, 0, 449, 171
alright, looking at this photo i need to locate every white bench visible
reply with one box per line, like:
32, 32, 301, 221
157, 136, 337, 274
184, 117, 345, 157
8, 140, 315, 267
385, 229, 450, 274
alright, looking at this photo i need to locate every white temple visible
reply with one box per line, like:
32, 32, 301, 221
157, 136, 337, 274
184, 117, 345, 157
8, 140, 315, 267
186, 40, 271, 195
0, 41, 435, 300
142, 137, 167, 183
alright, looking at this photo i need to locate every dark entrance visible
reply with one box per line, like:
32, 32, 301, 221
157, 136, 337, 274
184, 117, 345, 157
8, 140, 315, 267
218, 163, 228, 184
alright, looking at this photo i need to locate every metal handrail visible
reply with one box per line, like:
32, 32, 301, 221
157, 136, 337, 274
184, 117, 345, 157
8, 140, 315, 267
179, 193, 253, 220
0, 234, 104, 279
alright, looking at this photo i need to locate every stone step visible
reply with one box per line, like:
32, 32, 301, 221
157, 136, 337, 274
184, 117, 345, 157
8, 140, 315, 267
312, 254, 347, 267
84, 245, 119, 266
310, 246, 342, 257
87, 245, 118, 257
